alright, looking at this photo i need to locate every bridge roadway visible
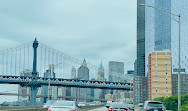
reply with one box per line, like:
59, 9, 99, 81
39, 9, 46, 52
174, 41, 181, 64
0, 75, 133, 90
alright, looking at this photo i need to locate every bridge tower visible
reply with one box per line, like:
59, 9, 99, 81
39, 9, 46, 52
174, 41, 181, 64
30, 38, 39, 105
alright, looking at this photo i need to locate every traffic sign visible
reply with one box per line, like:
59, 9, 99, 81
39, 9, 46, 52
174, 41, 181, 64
173, 68, 185, 72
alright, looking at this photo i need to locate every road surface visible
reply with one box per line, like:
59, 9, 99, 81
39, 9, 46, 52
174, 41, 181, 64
88, 107, 107, 111
88, 107, 136, 111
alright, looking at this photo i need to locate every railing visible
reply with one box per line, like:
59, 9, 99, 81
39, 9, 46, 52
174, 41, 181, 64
0, 75, 133, 90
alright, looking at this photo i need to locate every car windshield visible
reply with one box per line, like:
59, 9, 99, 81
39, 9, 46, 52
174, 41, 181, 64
110, 102, 127, 108
147, 102, 163, 107
53, 101, 74, 107
45, 100, 56, 106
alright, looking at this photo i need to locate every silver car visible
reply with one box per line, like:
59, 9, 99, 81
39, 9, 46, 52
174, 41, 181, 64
106, 102, 128, 111
48, 100, 80, 111
43, 100, 57, 108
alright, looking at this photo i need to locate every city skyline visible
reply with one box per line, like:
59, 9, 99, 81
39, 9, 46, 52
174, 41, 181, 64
0, 0, 136, 103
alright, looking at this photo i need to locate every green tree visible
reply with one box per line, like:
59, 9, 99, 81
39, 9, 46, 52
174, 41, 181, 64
153, 94, 188, 111
153, 97, 165, 103
163, 95, 178, 111
181, 103, 188, 111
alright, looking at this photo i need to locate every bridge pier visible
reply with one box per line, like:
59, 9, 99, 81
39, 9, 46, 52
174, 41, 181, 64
30, 38, 39, 105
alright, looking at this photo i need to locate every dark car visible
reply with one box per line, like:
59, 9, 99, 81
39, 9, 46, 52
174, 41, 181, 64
140, 101, 166, 111
106, 102, 128, 111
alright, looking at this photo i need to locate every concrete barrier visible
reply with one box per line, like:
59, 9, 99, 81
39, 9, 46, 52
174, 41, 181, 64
0, 106, 47, 111
0, 105, 104, 111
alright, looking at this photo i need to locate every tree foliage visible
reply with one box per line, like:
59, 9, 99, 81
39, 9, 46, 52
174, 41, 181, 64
153, 97, 165, 103
153, 94, 188, 111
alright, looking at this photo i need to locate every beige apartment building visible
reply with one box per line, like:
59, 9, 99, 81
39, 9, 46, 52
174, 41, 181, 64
148, 50, 172, 100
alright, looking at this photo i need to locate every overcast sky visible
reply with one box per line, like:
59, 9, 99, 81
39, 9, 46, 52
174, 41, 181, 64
0, 0, 136, 103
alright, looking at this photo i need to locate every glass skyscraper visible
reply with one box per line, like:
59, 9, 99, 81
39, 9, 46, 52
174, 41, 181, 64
138, 0, 188, 76
136, 0, 188, 104
109, 61, 124, 82
145, 0, 171, 76
136, 0, 145, 77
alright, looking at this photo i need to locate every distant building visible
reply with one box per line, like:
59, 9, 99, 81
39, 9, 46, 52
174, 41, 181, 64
124, 74, 134, 83
77, 59, 91, 102
148, 50, 172, 100
96, 62, 106, 99
125, 70, 134, 83
71, 66, 76, 79
18, 69, 32, 102
42, 64, 57, 103
78, 59, 89, 80
71, 66, 78, 101
134, 60, 137, 76
97, 62, 105, 81
109, 61, 124, 82
90, 78, 95, 101
133, 76, 148, 105
172, 74, 188, 95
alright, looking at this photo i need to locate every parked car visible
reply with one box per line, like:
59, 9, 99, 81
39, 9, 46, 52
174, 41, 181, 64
106, 102, 129, 111
48, 100, 80, 111
127, 104, 135, 111
140, 101, 166, 111
43, 100, 57, 108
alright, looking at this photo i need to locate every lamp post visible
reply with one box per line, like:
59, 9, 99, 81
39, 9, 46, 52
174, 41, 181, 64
139, 4, 181, 111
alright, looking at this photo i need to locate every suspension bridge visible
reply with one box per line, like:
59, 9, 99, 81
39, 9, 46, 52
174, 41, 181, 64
0, 39, 133, 105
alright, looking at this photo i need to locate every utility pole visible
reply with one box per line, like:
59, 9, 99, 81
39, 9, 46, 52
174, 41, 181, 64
178, 14, 181, 111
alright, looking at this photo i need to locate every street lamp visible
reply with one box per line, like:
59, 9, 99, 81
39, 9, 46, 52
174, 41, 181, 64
139, 4, 181, 111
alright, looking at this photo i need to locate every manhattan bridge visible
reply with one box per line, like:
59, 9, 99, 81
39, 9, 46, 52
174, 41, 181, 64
0, 39, 133, 105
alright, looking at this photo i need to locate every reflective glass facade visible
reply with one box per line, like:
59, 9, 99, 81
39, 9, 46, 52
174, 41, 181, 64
144, 0, 188, 75
154, 0, 171, 50
137, 0, 145, 76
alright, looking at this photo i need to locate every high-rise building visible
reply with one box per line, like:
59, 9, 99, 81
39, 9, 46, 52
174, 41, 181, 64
42, 64, 57, 103
137, 0, 145, 77
77, 59, 90, 102
133, 76, 148, 105
97, 62, 105, 81
135, 0, 188, 104
18, 69, 32, 102
145, 0, 171, 77
71, 66, 78, 101
109, 61, 124, 82
148, 50, 172, 100
138, 0, 188, 76
78, 59, 89, 80
95, 63, 106, 99
71, 66, 76, 79
172, 74, 188, 95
